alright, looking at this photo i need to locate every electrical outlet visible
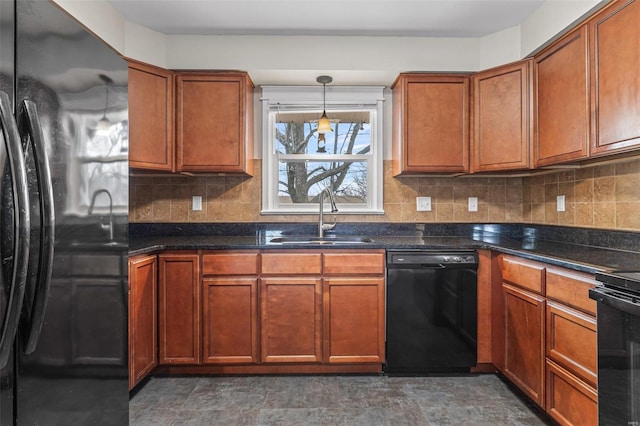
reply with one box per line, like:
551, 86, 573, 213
192, 195, 203, 211
468, 197, 478, 212
416, 196, 432, 212
557, 195, 565, 212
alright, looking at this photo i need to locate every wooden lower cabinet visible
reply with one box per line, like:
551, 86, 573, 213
202, 277, 259, 364
324, 277, 385, 363
503, 283, 546, 407
546, 359, 598, 426
260, 277, 323, 363
128, 255, 157, 390
158, 252, 201, 365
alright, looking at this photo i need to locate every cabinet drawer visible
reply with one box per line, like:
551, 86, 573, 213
546, 268, 598, 315
202, 251, 259, 276
546, 359, 597, 426
546, 301, 597, 387
323, 251, 385, 275
500, 255, 545, 294
261, 252, 322, 275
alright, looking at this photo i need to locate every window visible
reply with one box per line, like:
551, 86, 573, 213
261, 86, 384, 214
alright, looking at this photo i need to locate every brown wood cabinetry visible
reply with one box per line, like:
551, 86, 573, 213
589, 0, 640, 156
471, 60, 532, 172
128, 60, 175, 171
496, 254, 600, 422
128, 254, 157, 390
176, 72, 254, 174
392, 73, 470, 174
261, 277, 323, 363
158, 252, 201, 365
324, 277, 384, 364
534, 25, 590, 166
503, 282, 546, 407
202, 251, 259, 364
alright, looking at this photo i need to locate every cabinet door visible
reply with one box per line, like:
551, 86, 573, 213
546, 301, 597, 387
589, 0, 640, 155
534, 25, 590, 166
128, 255, 157, 390
503, 283, 546, 407
176, 73, 254, 174
472, 60, 532, 172
323, 277, 384, 364
158, 253, 201, 365
546, 359, 598, 426
202, 277, 259, 364
392, 74, 469, 174
260, 277, 322, 363
128, 60, 175, 171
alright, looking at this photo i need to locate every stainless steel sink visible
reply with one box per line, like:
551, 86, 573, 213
269, 236, 374, 245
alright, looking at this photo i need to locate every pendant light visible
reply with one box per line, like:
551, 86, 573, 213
316, 75, 333, 134
96, 74, 113, 133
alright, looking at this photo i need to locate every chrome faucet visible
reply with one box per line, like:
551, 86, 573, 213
318, 187, 338, 237
88, 189, 114, 241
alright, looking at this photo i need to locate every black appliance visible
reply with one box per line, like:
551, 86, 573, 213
385, 250, 478, 374
590, 271, 640, 426
1, 0, 128, 424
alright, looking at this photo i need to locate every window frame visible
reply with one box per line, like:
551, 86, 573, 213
261, 85, 385, 215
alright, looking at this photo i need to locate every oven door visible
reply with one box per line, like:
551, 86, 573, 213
590, 287, 640, 426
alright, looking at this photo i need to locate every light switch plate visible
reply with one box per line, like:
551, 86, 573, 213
468, 197, 478, 212
557, 195, 565, 212
416, 196, 432, 211
192, 195, 203, 211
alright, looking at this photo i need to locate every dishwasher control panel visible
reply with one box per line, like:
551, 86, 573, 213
387, 251, 478, 268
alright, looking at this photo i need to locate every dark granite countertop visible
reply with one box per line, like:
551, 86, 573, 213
129, 223, 640, 275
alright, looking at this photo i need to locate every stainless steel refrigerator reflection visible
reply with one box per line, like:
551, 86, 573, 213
0, 0, 128, 424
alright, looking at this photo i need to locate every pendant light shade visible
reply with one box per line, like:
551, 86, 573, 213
316, 75, 333, 133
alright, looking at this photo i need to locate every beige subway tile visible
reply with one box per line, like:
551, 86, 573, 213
544, 173, 559, 184
170, 202, 189, 221
531, 184, 545, 204
531, 203, 545, 223
416, 210, 437, 222
557, 203, 576, 225
506, 186, 523, 203
576, 166, 595, 181
153, 176, 177, 186
574, 179, 593, 203
152, 200, 171, 221
558, 170, 575, 182
544, 203, 558, 224
505, 203, 524, 222
384, 203, 402, 222
594, 176, 615, 202
522, 184, 532, 204
593, 163, 615, 178
207, 182, 226, 200
242, 177, 261, 204
434, 185, 454, 203
615, 163, 640, 202
488, 204, 506, 222
401, 203, 417, 222
530, 174, 546, 185
522, 203, 532, 223
575, 202, 594, 227
486, 186, 506, 204
616, 202, 640, 231
558, 182, 575, 203
436, 203, 454, 222
593, 202, 616, 229
152, 185, 172, 201
172, 184, 191, 200
544, 183, 559, 202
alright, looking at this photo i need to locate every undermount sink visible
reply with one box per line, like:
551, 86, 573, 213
269, 236, 374, 245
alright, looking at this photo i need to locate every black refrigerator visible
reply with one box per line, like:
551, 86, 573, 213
0, 0, 128, 424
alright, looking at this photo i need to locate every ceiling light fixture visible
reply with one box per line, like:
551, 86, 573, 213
316, 75, 333, 134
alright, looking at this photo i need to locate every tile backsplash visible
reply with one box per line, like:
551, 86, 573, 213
129, 157, 640, 231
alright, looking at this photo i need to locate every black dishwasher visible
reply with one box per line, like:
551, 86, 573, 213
385, 250, 478, 374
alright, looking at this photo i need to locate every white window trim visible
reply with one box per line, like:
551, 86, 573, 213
261, 85, 385, 215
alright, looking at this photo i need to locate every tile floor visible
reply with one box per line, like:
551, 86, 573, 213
129, 374, 554, 425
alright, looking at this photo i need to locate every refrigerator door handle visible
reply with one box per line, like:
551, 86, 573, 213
0, 91, 30, 368
19, 100, 55, 354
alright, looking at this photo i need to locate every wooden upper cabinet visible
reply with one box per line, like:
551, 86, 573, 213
128, 60, 175, 171
589, 0, 640, 156
392, 74, 470, 174
471, 60, 532, 172
534, 25, 590, 167
176, 72, 254, 174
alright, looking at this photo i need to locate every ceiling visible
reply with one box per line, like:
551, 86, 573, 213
109, 0, 545, 38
